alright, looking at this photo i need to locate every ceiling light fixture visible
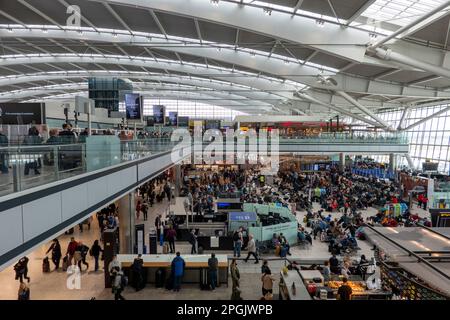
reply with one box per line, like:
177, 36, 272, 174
112, 32, 118, 38
369, 32, 378, 39
263, 7, 272, 16
7, 27, 13, 33
210, 0, 219, 6
284, 60, 289, 65
250, 51, 256, 57
42, 28, 48, 33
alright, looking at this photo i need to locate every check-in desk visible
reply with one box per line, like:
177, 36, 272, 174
117, 254, 229, 286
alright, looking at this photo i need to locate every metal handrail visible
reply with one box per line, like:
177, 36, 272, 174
418, 224, 450, 241
364, 224, 450, 280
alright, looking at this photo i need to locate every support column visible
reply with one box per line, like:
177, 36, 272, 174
389, 153, 396, 172
339, 153, 345, 171
405, 154, 415, 170
174, 164, 182, 197
117, 192, 135, 254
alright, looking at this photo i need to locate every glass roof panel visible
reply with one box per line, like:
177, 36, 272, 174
359, 0, 449, 27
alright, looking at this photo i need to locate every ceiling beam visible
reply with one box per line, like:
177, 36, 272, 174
194, 19, 203, 44
148, 9, 168, 39
407, 75, 441, 86
292, 0, 304, 16
234, 29, 239, 50
401, 105, 450, 131
0, 10, 27, 28
17, 0, 63, 29
345, 0, 375, 26
326, 0, 341, 24
103, 2, 134, 35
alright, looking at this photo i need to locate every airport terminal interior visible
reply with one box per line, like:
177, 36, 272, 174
1, 0, 450, 301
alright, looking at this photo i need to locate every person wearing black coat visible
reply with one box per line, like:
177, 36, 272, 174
23, 127, 42, 175
46, 239, 62, 269
14, 256, 30, 283
131, 254, 145, 291
90, 240, 103, 272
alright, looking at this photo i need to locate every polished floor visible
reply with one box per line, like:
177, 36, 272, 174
0, 196, 429, 300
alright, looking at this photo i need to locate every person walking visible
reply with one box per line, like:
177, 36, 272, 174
164, 182, 172, 201
230, 259, 241, 300
244, 234, 259, 264
171, 252, 185, 292
208, 253, 218, 290
189, 229, 198, 254
66, 237, 78, 265
166, 226, 177, 253
142, 203, 148, 221
46, 239, 62, 270
261, 269, 275, 296
90, 240, 103, 272
75, 241, 89, 271
112, 267, 126, 300
135, 200, 142, 220
14, 257, 30, 283
233, 228, 243, 258
155, 213, 162, 237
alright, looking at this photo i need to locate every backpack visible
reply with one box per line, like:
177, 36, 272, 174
233, 232, 240, 242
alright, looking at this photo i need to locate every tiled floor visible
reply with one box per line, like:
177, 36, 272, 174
0, 196, 430, 300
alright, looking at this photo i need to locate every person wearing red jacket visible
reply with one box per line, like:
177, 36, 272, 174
166, 226, 177, 254
417, 194, 424, 208
66, 237, 78, 265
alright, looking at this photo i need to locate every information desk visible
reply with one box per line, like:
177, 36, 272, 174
117, 254, 229, 286
279, 270, 311, 300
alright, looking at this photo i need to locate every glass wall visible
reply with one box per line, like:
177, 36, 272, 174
375, 104, 450, 172
120, 98, 247, 120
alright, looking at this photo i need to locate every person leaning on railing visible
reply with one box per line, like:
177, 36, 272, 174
22, 126, 43, 176
0, 129, 9, 174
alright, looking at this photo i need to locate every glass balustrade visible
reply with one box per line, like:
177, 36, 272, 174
0, 133, 408, 197
0, 137, 175, 197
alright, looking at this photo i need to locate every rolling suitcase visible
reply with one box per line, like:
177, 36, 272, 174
42, 257, 50, 273
280, 246, 287, 258
163, 243, 170, 254
165, 275, 173, 290
200, 269, 209, 290
62, 256, 69, 271
155, 268, 166, 288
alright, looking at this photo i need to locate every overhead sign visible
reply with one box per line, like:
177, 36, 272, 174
228, 211, 257, 222
125, 93, 141, 120
0, 103, 44, 124
153, 105, 165, 124
168, 111, 178, 126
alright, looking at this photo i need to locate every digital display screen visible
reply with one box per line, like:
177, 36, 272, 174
125, 94, 141, 120
168, 111, 178, 126
0, 102, 44, 124
217, 202, 242, 211
205, 120, 220, 130
178, 116, 189, 127
153, 105, 165, 124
